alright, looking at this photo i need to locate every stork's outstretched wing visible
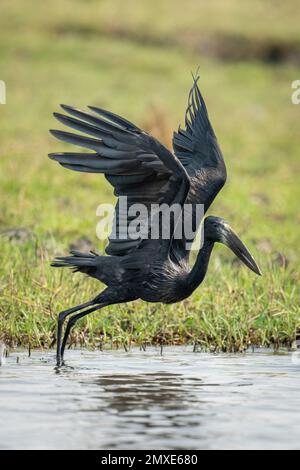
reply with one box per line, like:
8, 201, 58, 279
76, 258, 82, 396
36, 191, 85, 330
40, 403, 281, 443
173, 75, 227, 211
49, 105, 189, 256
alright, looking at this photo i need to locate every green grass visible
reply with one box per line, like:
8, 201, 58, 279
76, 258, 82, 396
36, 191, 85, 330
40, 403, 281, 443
0, 0, 299, 352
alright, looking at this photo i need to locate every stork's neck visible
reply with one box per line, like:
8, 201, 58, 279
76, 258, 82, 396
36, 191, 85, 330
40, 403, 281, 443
187, 238, 214, 291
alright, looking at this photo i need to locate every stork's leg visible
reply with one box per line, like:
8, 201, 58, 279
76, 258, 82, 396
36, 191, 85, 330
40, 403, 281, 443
60, 302, 108, 363
57, 289, 135, 365
56, 300, 94, 366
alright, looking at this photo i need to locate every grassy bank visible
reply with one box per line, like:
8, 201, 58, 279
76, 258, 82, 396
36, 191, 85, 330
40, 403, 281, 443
0, 1, 299, 351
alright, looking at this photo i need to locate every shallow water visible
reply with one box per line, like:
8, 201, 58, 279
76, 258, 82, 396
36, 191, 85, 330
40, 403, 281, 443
0, 347, 299, 450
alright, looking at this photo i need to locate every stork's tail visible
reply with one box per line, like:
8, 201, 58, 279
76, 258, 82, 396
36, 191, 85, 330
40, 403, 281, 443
51, 250, 99, 274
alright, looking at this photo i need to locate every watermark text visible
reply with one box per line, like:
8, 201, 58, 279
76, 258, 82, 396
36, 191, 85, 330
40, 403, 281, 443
0, 80, 6, 104
96, 197, 204, 251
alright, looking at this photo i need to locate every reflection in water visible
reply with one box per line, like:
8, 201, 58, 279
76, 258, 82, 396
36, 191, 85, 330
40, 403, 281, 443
0, 348, 300, 450
92, 372, 203, 412
76, 372, 208, 448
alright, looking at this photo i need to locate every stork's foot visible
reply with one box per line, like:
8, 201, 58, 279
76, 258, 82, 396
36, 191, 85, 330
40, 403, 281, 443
56, 352, 62, 367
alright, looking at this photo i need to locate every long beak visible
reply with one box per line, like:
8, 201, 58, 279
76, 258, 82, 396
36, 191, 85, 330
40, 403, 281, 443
223, 227, 262, 276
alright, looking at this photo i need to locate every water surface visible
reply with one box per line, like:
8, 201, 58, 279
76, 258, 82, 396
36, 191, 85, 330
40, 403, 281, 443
0, 347, 299, 450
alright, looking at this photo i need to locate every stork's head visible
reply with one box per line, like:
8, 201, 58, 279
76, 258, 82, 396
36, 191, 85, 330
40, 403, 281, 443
204, 216, 261, 275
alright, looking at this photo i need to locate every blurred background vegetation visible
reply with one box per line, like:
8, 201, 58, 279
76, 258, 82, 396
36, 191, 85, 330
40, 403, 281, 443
0, 0, 299, 351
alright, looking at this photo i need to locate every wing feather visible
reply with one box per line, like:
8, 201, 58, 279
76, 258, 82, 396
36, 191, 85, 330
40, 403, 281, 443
49, 105, 184, 256
169, 74, 227, 257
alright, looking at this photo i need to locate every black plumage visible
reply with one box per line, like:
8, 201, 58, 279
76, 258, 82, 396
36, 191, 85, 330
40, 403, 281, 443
49, 74, 261, 366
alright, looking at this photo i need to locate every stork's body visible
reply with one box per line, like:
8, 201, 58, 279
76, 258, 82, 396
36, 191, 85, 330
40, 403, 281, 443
49, 75, 261, 365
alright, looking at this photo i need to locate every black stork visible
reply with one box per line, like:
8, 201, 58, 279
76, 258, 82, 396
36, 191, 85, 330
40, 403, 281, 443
49, 74, 261, 366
